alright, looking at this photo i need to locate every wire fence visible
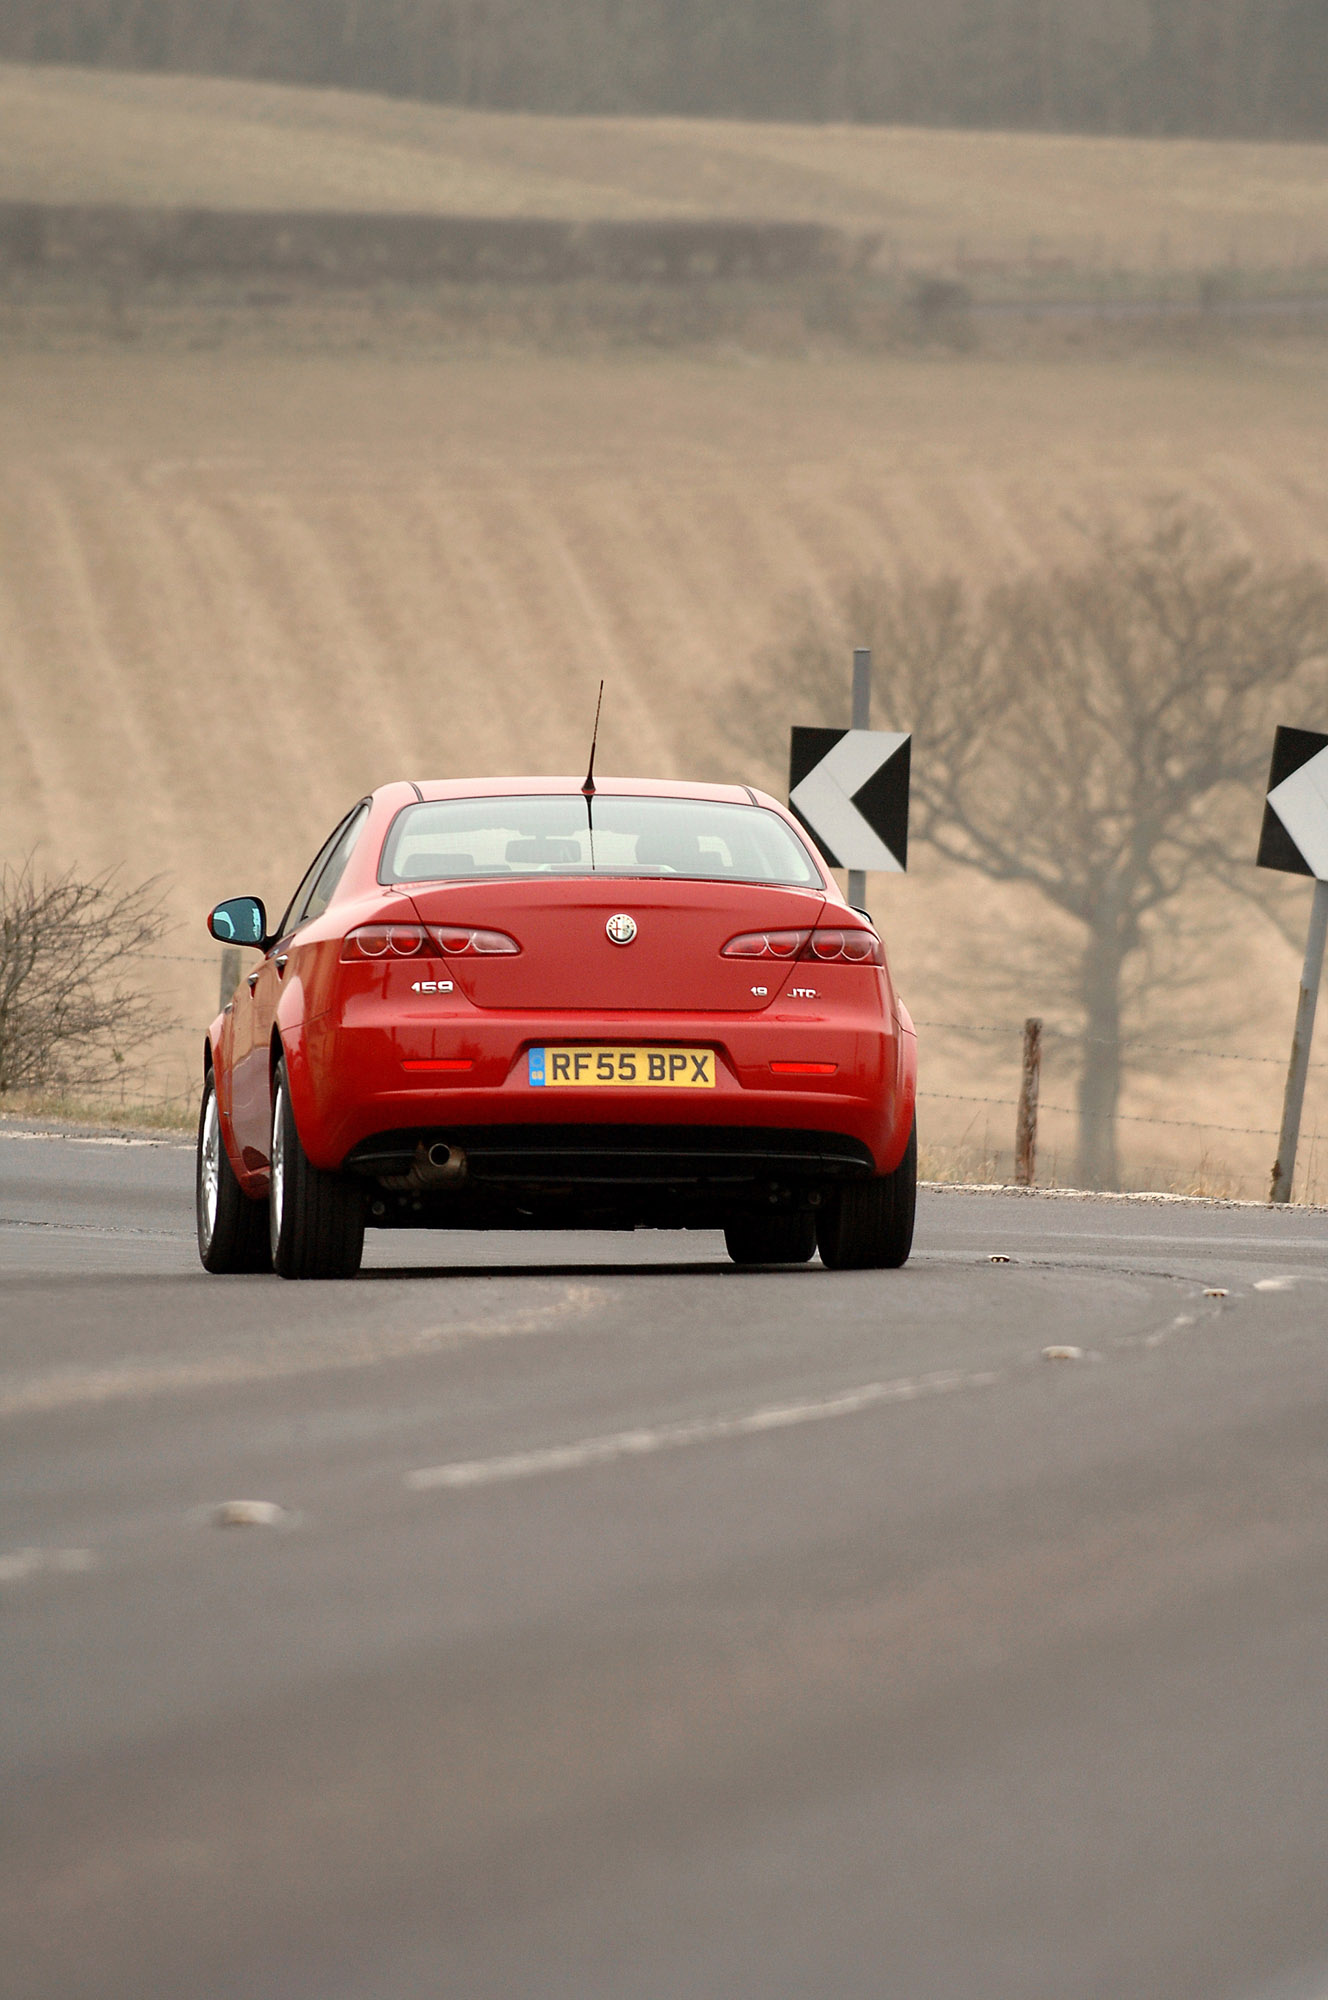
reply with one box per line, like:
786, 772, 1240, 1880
911, 1015, 1315, 1147
919, 1086, 1280, 1140
916, 1018, 1320, 1068
131, 966, 1318, 1152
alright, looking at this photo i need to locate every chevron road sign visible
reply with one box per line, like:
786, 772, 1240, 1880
1258, 725, 1328, 879
788, 727, 911, 875
1258, 725, 1328, 1204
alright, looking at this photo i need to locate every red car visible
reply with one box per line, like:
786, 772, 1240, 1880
197, 778, 917, 1279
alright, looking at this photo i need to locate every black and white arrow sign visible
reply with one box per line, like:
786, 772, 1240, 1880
1258, 725, 1328, 880
1258, 723, 1328, 1204
788, 727, 910, 874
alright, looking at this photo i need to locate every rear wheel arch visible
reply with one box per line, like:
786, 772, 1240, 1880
269, 1054, 364, 1280
873, 1013, 918, 1177
270, 1024, 340, 1172
817, 1116, 916, 1270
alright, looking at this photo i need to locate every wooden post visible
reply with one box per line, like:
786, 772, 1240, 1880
219, 947, 242, 1013
1014, 1017, 1042, 1186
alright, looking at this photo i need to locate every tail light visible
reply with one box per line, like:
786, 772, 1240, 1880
429, 926, 520, 957
807, 929, 884, 964
342, 924, 431, 960
721, 926, 883, 965
721, 929, 812, 959
342, 923, 521, 962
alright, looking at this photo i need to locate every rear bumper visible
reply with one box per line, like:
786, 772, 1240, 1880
345, 1123, 876, 1231
347, 1121, 876, 1182
289, 1003, 915, 1180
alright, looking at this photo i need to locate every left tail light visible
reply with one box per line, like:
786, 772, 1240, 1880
342, 924, 431, 960
429, 926, 520, 956
342, 924, 522, 961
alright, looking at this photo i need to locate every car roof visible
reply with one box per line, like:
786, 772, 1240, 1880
401, 777, 776, 808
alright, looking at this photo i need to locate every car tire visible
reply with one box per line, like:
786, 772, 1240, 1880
816, 1119, 917, 1271
269, 1058, 364, 1280
724, 1212, 818, 1266
197, 1069, 271, 1273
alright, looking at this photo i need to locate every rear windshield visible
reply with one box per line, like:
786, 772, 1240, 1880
379, 795, 823, 889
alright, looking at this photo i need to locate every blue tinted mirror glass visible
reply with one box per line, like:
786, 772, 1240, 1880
208, 896, 266, 946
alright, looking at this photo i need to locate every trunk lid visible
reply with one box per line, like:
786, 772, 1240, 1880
406, 878, 827, 1012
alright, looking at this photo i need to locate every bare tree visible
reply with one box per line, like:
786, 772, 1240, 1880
0, 858, 173, 1099
736, 507, 1328, 1187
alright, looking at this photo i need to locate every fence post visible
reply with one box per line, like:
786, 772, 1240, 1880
1014, 1017, 1042, 1186
219, 947, 242, 1013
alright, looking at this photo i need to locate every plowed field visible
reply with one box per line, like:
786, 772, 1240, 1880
4, 342, 1328, 1186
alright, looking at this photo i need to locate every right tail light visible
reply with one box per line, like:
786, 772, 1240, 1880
721, 926, 883, 965
806, 929, 884, 964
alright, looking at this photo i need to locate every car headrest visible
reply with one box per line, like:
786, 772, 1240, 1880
634, 833, 703, 871
401, 852, 476, 878
506, 837, 582, 864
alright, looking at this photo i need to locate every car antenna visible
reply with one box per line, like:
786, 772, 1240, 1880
582, 679, 604, 797
581, 679, 604, 870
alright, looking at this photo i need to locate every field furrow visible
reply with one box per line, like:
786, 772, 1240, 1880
4, 345, 1328, 1186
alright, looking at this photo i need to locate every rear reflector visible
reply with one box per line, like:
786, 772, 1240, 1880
770, 1061, 838, 1075
401, 1059, 474, 1073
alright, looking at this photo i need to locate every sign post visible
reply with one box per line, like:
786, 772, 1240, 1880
1257, 725, 1328, 1203
1269, 880, 1328, 1204
847, 646, 872, 912
788, 652, 910, 908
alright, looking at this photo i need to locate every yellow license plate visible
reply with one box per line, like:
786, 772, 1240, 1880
528, 1046, 715, 1088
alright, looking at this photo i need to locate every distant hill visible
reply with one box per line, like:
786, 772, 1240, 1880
3, 62, 1328, 275
0, 0, 1324, 139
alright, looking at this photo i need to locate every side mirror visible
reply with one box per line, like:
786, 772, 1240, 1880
208, 896, 268, 948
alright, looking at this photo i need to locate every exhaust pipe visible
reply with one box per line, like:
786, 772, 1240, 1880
380, 1141, 468, 1193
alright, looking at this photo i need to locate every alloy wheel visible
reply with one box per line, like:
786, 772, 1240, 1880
269, 1080, 287, 1257
198, 1087, 221, 1253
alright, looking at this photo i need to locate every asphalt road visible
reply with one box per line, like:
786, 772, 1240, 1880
3, 1124, 1328, 2000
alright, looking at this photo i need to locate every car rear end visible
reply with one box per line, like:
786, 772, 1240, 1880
283, 782, 916, 1236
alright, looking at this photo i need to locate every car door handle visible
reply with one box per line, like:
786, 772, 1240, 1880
274, 954, 289, 973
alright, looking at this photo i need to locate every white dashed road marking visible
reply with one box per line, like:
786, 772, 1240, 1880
408, 1368, 1001, 1492
0, 1284, 606, 1416
0, 1547, 96, 1585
